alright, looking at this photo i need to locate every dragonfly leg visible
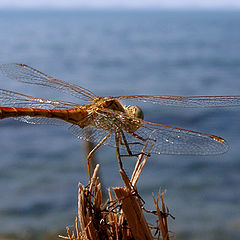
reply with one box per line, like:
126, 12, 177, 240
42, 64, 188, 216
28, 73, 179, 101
119, 130, 144, 157
115, 131, 146, 173
120, 131, 145, 147
120, 130, 134, 156
87, 133, 111, 181
130, 132, 147, 142
115, 132, 126, 172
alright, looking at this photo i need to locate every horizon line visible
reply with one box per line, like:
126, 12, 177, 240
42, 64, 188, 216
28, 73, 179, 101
0, 6, 240, 10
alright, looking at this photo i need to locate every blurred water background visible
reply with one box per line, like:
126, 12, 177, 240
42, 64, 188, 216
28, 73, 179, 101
0, 9, 240, 240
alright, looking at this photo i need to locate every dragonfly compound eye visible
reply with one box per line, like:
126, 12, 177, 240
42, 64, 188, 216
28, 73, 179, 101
126, 105, 144, 120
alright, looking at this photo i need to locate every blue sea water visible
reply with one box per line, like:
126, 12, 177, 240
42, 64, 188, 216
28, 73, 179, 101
0, 9, 240, 239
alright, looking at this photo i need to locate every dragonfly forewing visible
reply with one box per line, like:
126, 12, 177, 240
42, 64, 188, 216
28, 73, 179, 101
0, 63, 96, 101
113, 95, 240, 107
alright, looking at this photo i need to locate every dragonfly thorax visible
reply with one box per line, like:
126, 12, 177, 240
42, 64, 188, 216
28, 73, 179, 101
125, 105, 144, 120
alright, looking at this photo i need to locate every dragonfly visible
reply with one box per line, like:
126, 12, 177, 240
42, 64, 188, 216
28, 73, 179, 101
0, 63, 240, 179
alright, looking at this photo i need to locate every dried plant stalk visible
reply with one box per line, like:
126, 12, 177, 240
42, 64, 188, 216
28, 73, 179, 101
152, 190, 170, 240
60, 137, 172, 240
113, 187, 153, 240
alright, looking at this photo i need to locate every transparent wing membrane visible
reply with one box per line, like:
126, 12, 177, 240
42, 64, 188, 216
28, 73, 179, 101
69, 124, 112, 144
0, 89, 76, 109
113, 95, 240, 107
133, 121, 228, 155
16, 116, 67, 126
0, 63, 95, 101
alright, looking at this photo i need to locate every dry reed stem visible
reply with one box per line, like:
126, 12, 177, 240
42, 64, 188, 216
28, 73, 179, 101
152, 190, 170, 240
113, 183, 153, 239
60, 136, 172, 240
130, 135, 156, 187
60, 165, 171, 240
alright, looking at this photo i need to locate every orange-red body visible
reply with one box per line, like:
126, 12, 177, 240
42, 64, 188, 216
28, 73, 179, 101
0, 106, 89, 125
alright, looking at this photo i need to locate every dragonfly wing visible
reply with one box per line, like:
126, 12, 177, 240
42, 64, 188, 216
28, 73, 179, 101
15, 116, 67, 125
0, 63, 95, 101
68, 124, 116, 146
124, 120, 229, 155
112, 95, 240, 107
92, 109, 229, 155
0, 89, 76, 109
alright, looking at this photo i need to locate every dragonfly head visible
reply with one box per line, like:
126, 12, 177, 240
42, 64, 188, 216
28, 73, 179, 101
125, 105, 144, 120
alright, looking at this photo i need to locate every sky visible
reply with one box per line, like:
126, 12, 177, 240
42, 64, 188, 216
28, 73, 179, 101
0, 0, 240, 9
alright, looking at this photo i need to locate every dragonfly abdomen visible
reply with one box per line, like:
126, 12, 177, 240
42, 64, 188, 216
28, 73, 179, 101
0, 107, 69, 121
0, 107, 89, 125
